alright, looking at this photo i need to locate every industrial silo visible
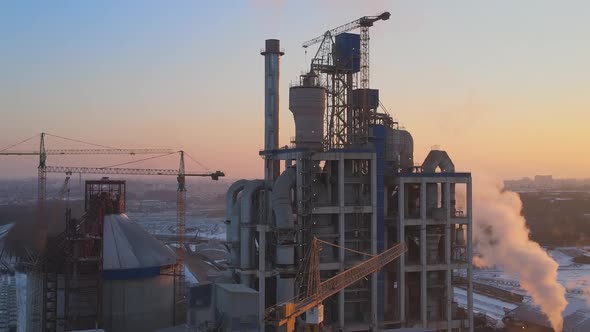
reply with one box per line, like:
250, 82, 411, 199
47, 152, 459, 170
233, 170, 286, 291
101, 213, 176, 332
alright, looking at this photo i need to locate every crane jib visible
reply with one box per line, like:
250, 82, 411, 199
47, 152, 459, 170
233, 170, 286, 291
267, 241, 407, 326
301, 11, 390, 48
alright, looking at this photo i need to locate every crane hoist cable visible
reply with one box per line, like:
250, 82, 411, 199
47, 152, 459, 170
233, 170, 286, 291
184, 151, 211, 172
101, 151, 178, 168
293, 238, 378, 304
0, 134, 40, 152
44, 132, 118, 149
313, 237, 375, 257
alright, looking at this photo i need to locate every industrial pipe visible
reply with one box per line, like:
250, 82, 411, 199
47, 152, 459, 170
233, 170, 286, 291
422, 150, 456, 217
271, 167, 297, 303
226, 180, 249, 258
399, 130, 414, 172
271, 167, 296, 230
239, 180, 265, 286
225, 179, 249, 220
230, 196, 242, 268
422, 150, 455, 173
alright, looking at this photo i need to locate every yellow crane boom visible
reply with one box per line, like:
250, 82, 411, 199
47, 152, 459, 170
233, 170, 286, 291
265, 237, 407, 331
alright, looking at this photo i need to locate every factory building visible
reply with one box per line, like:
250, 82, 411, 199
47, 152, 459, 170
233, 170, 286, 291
220, 36, 473, 331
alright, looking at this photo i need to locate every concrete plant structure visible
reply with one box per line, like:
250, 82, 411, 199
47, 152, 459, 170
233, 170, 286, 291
222, 35, 474, 331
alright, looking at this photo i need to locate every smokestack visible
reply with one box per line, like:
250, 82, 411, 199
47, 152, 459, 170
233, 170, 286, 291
261, 39, 284, 181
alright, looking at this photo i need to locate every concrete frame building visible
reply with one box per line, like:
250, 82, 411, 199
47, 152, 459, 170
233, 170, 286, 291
396, 173, 473, 330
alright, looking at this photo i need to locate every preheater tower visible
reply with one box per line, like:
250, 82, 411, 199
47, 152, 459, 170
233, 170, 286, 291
220, 29, 474, 330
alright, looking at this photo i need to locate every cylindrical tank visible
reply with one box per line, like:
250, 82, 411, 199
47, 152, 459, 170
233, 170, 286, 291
399, 130, 414, 172
289, 74, 326, 150
101, 214, 176, 332
385, 127, 401, 166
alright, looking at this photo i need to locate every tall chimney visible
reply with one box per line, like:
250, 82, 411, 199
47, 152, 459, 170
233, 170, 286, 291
261, 39, 284, 181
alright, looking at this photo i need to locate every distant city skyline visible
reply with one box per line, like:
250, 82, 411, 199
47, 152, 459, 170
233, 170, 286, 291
504, 174, 590, 191
2, 0, 589, 180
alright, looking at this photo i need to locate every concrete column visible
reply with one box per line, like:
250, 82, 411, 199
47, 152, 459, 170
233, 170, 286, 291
264, 185, 272, 332
371, 154, 378, 326
296, 155, 304, 265
384, 186, 388, 217
467, 178, 474, 332
420, 180, 427, 327
383, 185, 389, 312
258, 224, 269, 332
398, 179, 406, 323
444, 182, 452, 331
338, 155, 345, 328
326, 161, 332, 203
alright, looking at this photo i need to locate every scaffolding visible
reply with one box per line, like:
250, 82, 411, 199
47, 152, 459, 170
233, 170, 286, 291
28, 179, 124, 332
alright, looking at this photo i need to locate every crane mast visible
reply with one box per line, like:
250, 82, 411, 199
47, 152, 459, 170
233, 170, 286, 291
38, 133, 47, 236
175, 151, 187, 325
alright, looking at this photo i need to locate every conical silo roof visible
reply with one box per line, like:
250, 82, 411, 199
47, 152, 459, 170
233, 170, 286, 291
103, 214, 176, 278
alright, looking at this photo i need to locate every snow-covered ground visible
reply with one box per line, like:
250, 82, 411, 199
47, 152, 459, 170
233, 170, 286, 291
128, 211, 226, 240
454, 287, 517, 323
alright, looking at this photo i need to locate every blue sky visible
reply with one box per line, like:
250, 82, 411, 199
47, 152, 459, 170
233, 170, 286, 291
1, 1, 589, 179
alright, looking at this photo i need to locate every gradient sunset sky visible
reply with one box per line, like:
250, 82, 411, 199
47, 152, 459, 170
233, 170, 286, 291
1, 0, 589, 180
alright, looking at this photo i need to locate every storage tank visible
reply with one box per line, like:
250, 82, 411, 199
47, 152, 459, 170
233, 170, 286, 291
102, 213, 176, 332
289, 73, 326, 150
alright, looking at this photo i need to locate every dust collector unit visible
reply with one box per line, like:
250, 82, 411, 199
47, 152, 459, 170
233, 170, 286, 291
289, 73, 326, 150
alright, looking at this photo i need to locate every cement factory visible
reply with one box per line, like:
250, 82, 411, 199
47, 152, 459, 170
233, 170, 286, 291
0, 11, 481, 332
217, 12, 473, 331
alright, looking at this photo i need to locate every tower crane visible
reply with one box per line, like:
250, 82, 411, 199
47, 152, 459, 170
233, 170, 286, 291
0, 132, 173, 231
45, 151, 225, 325
302, 11, 390, 89
302, 12, 390, 149
265, 237, 407, 331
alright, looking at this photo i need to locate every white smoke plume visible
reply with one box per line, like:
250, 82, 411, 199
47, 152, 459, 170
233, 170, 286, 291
472, 176, 567, 331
